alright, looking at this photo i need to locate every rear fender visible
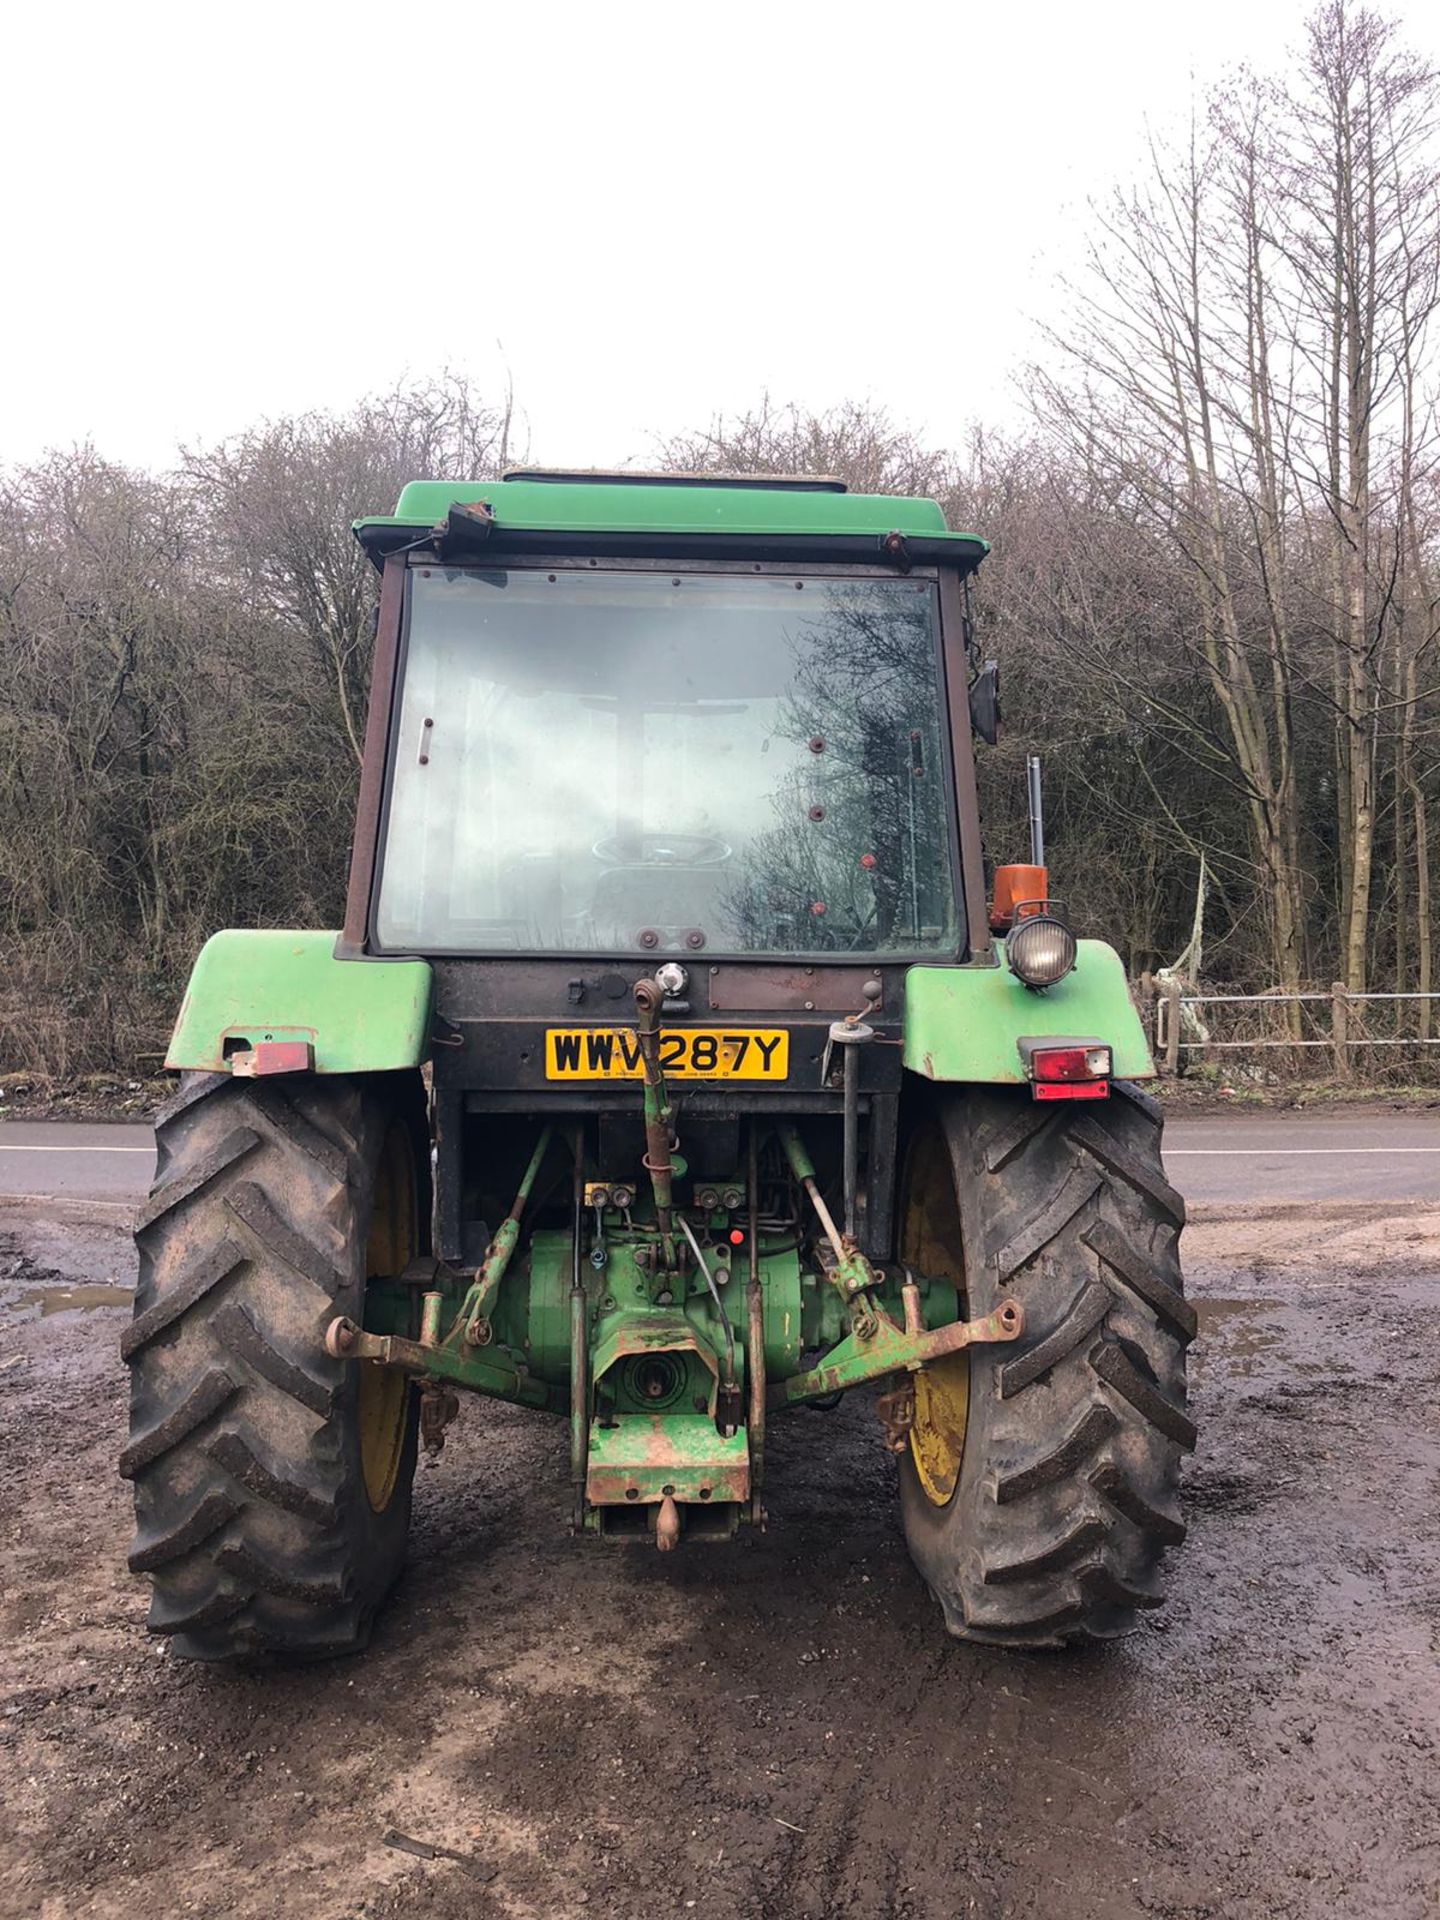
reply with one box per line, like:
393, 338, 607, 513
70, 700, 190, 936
164, 930, 433, 1074
903, 941, 1153, 1083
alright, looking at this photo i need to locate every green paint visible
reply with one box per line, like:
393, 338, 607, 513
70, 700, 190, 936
800, 1266, 847, 1354
903, 941, 1154, 1083
493, 1229, 809, 1385
584, 1415, 750, 1507
590, 1306, 729, 1411
771, 1313, 930, 1408
346, 1322, 560, 1412
832, 1248, 878, 1300
492, 1229, 574, 1379
771, 1296, 1001, 1411
165, 930, 432, 1074
763, 1243, 806, 1374
354, 475, 987, 553
361, 1277, 418, 1339
776, 1124, 818, 1185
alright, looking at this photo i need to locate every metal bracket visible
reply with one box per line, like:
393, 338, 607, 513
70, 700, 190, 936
875, 1382, 915, 1453
766, 1298, 1024, 1412
419, 1380, 460, 1462
819, 1015, 874, 1088
324, 1315, 558, 1412
816, 1243, 881, 1339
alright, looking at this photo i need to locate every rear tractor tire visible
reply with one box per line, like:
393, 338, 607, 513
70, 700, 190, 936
898, 1082, 1194, 1646
121, 1072, 422, 1660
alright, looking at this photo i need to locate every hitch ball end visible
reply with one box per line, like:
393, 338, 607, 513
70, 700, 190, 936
325, 1316, 360, 1359
655, 1494, 681, 1552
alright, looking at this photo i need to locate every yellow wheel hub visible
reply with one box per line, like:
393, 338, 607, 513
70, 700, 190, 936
359, 1123, 416, 1513
899, 1122, 970, 1507
909, 1352, 970, 1506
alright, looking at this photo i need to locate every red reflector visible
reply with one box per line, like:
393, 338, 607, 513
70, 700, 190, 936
1034, 1080, 1110, 1101
232, 1040, 314, 1078
729, 1228, 745, 1246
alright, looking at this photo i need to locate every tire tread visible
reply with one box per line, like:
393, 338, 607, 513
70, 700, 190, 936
899, 1080, 1193, 1646
122, 1075, 418, 1661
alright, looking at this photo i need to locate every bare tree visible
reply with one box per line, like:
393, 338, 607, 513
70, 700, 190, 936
1030, 1, 1440, 1001
1028, 107, 1314, 1017
657, 396, 956, 497
184, 374, 518, 766
1277, 3, 1440, 989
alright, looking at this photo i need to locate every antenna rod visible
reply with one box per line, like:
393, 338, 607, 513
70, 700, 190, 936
1027, 755, 1045, 868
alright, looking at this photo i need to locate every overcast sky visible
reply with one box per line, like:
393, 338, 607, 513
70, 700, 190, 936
6, 0, 1437, 476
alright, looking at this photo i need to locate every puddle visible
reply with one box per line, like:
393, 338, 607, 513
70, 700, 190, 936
1195, 1295, 1283, 1331
29, 1284, 133, 1316
1193, 1295, 1285, 1380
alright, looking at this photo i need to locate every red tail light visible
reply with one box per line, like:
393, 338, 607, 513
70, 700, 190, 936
230, 1040, 314, 1077
1024, 1042, 1111, 1101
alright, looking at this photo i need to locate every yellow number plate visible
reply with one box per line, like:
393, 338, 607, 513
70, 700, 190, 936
545, 1027, 790, 1081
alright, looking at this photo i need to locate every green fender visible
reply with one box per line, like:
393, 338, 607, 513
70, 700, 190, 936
903, 941, 1154, 1083
165, 931, 433, 1074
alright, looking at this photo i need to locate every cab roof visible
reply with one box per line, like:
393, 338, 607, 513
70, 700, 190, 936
353, 472, 989, 572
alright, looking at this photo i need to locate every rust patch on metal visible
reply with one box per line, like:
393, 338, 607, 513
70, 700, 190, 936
584, 1414, 750, 1507
419, 1380, 460, 1458
875, 1381, 915, 1453
706, 965, 885, 1013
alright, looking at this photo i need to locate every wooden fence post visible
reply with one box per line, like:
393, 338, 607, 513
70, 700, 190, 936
1331, 982, 1351, 1082
1138, 970, 1155, 1061
1160, 977, 1182, 1076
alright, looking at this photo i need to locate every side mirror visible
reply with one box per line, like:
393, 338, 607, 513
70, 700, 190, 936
969, 660, 1001, 745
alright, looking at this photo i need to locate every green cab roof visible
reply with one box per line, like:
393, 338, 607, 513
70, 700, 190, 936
353, 472, 989, 570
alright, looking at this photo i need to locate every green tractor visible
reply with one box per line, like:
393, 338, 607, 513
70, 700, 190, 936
121, 471, 1193, 1659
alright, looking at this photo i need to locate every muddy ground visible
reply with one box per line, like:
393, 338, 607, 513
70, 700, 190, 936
2, 1198, 1438, 1920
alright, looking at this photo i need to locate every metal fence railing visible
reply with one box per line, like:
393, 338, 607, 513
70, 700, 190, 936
1148, 981, 1440, 1079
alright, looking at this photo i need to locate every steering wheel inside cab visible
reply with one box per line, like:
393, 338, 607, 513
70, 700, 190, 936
591, 832, 732, 867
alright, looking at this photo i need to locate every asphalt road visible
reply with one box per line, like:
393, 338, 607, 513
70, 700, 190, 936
0, 1121, 155, 1207
1164, 1109, 1440, 1204
0, 1107, 1437, 1209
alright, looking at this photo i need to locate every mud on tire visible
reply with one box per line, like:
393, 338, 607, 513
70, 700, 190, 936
899, 1081, 1194, 1646
121, 1073, 420, 1660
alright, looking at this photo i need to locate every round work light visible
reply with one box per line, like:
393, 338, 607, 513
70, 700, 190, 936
1005, 914, 1077, 989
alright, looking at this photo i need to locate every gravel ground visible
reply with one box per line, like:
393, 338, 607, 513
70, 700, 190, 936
1, 1199, 1438, 1920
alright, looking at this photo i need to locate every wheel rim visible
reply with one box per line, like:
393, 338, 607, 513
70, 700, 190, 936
359, 1121, 416, 1513
900, 1122, 969, 1507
